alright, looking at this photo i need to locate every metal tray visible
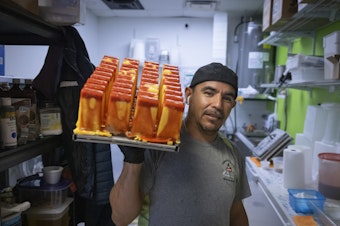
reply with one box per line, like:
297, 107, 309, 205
72, 134, 179, 152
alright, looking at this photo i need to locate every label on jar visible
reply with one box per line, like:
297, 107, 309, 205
40, 112, 62, 135
0, 108, 17, 148
11, 98, 30, 145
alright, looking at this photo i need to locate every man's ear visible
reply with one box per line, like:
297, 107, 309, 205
186, 95, 191, 104
185, 87, 192, 105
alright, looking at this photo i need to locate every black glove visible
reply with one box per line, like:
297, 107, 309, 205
119, 145, 145, 164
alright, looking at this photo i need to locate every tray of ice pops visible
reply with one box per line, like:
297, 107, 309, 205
73, 56, 184, 152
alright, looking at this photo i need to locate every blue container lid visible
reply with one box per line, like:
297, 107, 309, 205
16, 174, 71, 191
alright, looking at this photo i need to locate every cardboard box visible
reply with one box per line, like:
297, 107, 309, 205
323, 31, 340, 80
324, 55, 340, 80
38, 0, 85, 25
271, 0, 298, 27
262, 0, 273, 32
10, 0, 39, 15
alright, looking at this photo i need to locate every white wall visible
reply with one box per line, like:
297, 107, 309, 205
96, 17, 213, 68
75, 9, 100, 65
3, 9, 243, 79
4, 45, 48, 79
3, 9, 99, 80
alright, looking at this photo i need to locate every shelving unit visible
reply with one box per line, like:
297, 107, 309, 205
0, 136, 62, 172
259, 0, 340, 47
0, 2, 64, 173
261, 79, 340, 89
0, 0, 63, 45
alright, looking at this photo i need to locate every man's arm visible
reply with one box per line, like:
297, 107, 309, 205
110, 146, 146, 226
230, 200, 249, 226
110, 162, 144, 226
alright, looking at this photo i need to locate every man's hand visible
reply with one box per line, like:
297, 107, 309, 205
119, 145, 145, 164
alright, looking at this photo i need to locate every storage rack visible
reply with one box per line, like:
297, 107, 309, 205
0, 1, 64, 174
0, 136, 61, 172
0, 0, 63, 45
259, 0, 340, 47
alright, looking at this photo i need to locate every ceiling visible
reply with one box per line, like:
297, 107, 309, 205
85, 0, 264, 19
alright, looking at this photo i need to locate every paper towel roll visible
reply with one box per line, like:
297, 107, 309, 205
283, 148, 305, 189
288, 145, 313, 188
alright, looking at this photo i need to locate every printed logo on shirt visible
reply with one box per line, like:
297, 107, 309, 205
222, 160, 236, 182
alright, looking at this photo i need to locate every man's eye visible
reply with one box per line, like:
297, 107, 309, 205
204, 91, 214, 96
224, 96, 234, 103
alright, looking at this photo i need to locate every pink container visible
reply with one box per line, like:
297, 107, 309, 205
318, 152, 340, 200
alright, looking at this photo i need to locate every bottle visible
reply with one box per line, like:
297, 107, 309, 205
9, 78, 30, 145
0, 96, 17, 150
22, 79, 38, 141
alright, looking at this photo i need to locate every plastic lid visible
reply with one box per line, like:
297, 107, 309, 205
17, 175, 71, 191
318, 152, 340, 161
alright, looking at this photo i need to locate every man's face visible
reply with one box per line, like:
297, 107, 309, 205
186, 81, 236, 135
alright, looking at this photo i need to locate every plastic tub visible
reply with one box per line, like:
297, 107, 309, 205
318, 153, 340, 200
272, 156, 283, 173
24, 198, 72, 226
15, 175, 71, 207
288, 189, 326, 214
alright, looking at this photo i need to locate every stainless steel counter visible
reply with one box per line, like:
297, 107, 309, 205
246, 157, 340, 226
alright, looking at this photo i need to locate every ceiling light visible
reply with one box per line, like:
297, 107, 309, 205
185, 0, 218, 10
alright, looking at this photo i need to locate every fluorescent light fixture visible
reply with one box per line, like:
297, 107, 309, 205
185, 1, 218, 10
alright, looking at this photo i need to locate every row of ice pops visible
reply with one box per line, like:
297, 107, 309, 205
74, 56, 185, 144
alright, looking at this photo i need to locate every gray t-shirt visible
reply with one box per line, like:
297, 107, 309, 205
140, 128, 251, 226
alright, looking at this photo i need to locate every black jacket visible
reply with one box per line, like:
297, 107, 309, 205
33, 26, 114, 205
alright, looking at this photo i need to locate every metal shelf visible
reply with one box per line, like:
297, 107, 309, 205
259, 0, 340, 47
261, 79, 340, 89
0, 136, 62, 172
73, 134, 180, 152
0, 0, 63, 45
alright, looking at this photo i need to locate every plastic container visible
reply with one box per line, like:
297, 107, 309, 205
288, 189, 326, 214
289, 67, 324, 83
318, 152, 340, 200
24, 198, 72, 226
285, 54, 325, 83
22, 79, 38, 141
9, 78, 31, 146
0, 97, 17, 149
323, 31, 340, 80
272, 156, 283, 173
39, 102, 62, 136
323, 31, 340, 57
15, 175, 70, 207
1, 212, 21, 226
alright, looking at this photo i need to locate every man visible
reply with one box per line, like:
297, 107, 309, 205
110, 62, 251, 226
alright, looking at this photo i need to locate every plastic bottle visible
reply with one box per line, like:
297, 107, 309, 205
9, 78, 30, 145
22, 79, 38, 141
0, 95, 17, 150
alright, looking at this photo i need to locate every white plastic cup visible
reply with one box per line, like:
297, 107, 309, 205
43, 166, 63, 184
